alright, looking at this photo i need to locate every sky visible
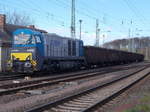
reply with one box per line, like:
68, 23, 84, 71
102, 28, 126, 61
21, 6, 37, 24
0, 0, 150, 45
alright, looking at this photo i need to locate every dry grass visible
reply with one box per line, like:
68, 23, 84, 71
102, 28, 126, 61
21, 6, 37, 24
124, 94, 150, 112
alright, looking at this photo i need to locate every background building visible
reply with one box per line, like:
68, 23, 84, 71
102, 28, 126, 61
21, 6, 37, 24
103, 37, 150, 60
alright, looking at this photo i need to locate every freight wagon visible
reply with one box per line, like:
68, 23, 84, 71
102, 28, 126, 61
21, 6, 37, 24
84, 46, 144, 67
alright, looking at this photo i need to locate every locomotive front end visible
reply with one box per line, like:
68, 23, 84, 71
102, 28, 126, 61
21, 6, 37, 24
8, 48, 37, 73
7, 29, 43, 73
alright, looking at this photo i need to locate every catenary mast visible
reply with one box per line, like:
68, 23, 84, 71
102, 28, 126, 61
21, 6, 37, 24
71, 0, 76, 39
95, 19, 100, 47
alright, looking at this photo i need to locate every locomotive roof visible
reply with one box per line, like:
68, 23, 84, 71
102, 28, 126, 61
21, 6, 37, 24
5, 24, 47, 35
13, 28, 42, 35
44, 33, 81, 41
13, 28, 82, 42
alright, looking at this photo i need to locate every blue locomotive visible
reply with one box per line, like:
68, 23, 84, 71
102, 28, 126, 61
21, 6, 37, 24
7, 28, 85, 72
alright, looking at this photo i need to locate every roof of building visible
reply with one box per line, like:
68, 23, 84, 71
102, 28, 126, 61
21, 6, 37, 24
0, 30, 11, 47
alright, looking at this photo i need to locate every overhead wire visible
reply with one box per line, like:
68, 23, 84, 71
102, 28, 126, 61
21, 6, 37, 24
1, 0, 142, 38
130, 0, 147, 23
122, 0, 146, 26
53, 0, 126, 36
3, 0, 70, 29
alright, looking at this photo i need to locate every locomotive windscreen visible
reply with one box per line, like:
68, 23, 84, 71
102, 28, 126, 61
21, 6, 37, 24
14, 34, 36, 45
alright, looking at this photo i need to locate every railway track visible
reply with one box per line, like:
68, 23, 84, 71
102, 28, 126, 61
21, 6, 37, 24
25, 66, 150, 112
0, 73, 28, 81
0, 62, 146, 82
0, 63, 147, 96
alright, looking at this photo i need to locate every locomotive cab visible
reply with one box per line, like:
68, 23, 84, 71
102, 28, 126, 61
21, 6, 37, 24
7, 29, 44, 73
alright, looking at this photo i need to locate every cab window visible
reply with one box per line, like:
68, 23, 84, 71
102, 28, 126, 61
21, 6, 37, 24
35, 35, 41, 43
14, 34, 36, 45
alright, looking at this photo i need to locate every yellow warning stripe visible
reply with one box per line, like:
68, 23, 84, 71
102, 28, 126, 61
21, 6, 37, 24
11, 53, 32, 61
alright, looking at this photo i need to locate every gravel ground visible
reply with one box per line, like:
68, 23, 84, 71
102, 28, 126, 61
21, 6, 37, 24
0, 93, 33, 104
97, 69, 150, 112
0, 64, 148, 112
0, 72, 116, 106
0, 67, 146, 112
34, 68, 139, 93
0, 74, 116, 111
0, 68, 139, 105
44, 67, 149, 112
0, 67, 143, 112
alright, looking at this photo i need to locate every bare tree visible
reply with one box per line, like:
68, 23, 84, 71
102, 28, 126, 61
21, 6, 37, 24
6, 11, 34, 26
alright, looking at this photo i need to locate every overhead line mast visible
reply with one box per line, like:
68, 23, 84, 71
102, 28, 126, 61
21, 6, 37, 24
95, 19, 100, 47
71, 0, 76, 39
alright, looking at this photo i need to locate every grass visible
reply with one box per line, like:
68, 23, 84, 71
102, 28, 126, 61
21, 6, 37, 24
140, 94, 150, 103
124, 104, 150, 112
124, 94, 150, 112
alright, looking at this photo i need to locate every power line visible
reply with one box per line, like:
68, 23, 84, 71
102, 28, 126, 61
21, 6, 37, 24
53, 0, 125, 36
130, 0, 148, 23
1, 0, 144, 39
0, 1, 69, 33
23, 0, 70, 26
123, 0, 147, 26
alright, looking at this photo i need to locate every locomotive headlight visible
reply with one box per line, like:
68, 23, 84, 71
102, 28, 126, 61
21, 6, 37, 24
12, 56, 17, 60
26, 56, 30, 61
24, 62, 32, 68
7, 61, 13, 67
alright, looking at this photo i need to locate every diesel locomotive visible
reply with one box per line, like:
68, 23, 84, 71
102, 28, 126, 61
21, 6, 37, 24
7, 28, 85, 72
